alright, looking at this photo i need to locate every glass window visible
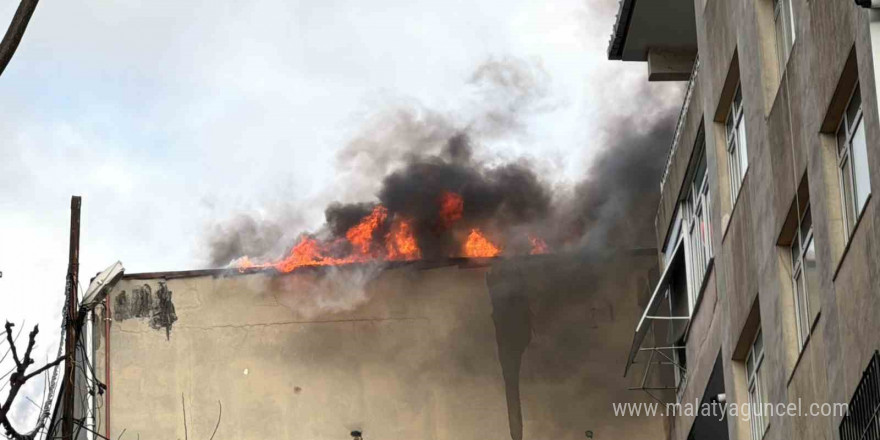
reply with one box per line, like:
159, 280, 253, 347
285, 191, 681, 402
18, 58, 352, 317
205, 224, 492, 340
727, 84, 748, 204
747, 330, 768, 440
773, 0, 795, 74
837, 84, 872, 238
664, 208, 684, 266
791, 199, 817, 348
685, 130, 713, 311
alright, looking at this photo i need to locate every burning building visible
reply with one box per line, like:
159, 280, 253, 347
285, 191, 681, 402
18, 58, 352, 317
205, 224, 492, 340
89, 251, 662, 440
64, 57, 679, 440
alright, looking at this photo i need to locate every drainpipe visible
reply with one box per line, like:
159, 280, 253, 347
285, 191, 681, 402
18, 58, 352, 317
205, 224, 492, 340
856, 1, 880, 125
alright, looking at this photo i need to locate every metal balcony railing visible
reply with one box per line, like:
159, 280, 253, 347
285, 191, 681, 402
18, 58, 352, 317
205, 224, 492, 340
659, 56, 701, 191
840, 351, 880, 440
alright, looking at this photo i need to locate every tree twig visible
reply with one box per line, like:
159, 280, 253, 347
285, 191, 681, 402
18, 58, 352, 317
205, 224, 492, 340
4, 322, 22, 367
0, 321, 23, 366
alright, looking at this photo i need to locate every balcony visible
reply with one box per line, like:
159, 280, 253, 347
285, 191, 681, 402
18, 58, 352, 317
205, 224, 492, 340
607, 0, 698, 81
660, 56, 700, 191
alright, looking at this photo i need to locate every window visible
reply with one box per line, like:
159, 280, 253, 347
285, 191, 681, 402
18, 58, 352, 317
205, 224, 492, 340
790, 194, 817, 348
664, 208, 684, 266
773, 0, 795, 73
746, 330, 768, 440
684, 130, 713, 308
726, 85, 749, 204
837, 84, 871, 237
663, 129, 714, 318
674, 341, 688, 398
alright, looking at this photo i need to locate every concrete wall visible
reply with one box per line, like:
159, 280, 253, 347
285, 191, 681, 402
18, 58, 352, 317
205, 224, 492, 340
93, 253, 663, 440
651, 0, 880, 439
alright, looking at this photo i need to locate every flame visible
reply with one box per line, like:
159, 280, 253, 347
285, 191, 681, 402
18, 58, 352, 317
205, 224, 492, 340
463, 229, 501, 258
237, 256, 258, 270
386, 218, 421, 260
236, 200, 559, 273
529, 235, 548, 255
346, 205, 388, 255
272, 236, 354, 272
438, 191, 463, 228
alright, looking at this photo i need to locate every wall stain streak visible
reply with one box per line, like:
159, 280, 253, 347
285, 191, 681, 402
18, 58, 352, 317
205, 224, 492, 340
487, 263, 533, 440
114, 282, 178, 340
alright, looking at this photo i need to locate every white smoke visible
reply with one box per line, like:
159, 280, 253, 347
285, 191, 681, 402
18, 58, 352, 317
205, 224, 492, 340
270, 263, 384, 319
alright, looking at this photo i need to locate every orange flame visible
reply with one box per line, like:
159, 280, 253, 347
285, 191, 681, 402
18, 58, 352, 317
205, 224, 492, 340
438, 191, 463, 229
463, 229, 501, 258
529, 235, 548, 255
236, 201, 558, 273
273, 236, 354, 273
386, 218, 421, 261
345, 205, 388, 255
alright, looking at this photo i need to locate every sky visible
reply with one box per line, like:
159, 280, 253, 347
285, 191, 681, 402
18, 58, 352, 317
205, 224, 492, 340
0, 0, 679, 428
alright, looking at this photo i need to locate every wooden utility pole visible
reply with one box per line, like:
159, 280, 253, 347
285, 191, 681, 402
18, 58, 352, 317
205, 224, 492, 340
62, 196, 81, 440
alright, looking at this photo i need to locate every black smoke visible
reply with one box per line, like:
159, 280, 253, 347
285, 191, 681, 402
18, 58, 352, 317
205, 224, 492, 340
203, 56, 679, 267
200, 52, 682, 440
562, 111, 677, 251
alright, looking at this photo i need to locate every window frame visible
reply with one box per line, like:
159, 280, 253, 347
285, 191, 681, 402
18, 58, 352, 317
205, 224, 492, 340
746, 329, 768, 440
684, 131, 713, 312
772, 0, 795, 74
726, 84, 748, 205
790, 202, 815, 349
836, 84, 871, 239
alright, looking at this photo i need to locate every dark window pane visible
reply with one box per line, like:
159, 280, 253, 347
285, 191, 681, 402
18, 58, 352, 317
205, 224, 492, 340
847, 85, 862, 127
754, 330, 763, 357
799, 207, 812, 246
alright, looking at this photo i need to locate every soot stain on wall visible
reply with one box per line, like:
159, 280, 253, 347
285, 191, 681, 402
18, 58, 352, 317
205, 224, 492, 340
487, 263, 533, 440
115, 282, 178, 340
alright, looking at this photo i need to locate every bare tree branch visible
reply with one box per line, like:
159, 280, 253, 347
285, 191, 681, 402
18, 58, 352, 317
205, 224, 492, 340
21, 352, 65, 382
0, 322, 24, 366
4, 322, 22, 367
0, 0, 40, 77
20, 325, 38, 368
0, 323, 68, 440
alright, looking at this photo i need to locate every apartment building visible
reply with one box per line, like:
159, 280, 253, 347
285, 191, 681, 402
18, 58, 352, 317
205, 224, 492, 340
612, 1, 880, 440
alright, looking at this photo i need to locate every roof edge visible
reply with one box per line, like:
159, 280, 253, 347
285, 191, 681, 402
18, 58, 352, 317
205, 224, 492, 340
607, 0, 638, 60
120, 249, 658, 280
121, 258, 497, 280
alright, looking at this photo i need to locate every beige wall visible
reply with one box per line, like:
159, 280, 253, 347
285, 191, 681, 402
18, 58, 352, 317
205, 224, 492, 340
93, 253, 663, 440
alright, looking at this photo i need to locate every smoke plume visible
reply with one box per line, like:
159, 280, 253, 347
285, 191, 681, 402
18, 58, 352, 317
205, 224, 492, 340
203, 56, 680, 268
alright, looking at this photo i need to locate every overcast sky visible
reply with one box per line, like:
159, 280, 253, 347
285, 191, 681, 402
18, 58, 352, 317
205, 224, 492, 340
0, 0, 675, 425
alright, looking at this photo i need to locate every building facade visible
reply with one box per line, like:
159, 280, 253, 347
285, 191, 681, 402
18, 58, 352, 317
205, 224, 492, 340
613, 1, 880, 440
91, 252, 662, 440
